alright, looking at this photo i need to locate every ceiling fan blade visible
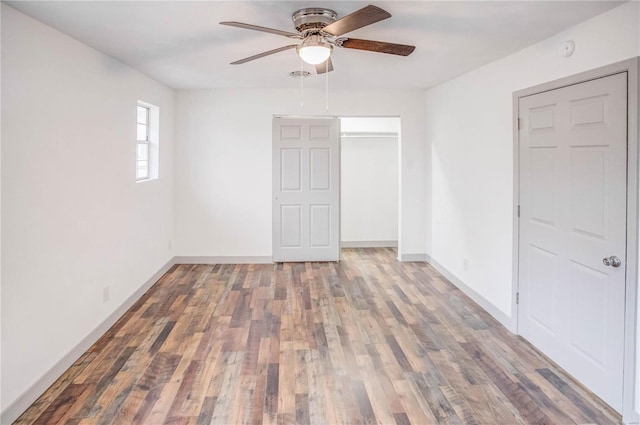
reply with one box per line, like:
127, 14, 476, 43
340, 38, 415, 56
322, 5, 391, 37
220, 21, 301, 39
231, 45, 298, 64
315, 57, 334, 74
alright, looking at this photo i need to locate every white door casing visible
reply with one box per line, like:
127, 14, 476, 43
518, 72, 627, 412
273, 117, 340, 262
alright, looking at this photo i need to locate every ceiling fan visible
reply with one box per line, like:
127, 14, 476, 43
220, 5, 415, 74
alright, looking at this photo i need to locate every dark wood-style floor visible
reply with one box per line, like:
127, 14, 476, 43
16, 248, 620, 425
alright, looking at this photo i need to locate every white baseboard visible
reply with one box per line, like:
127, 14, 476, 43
398, 253, 428, 262
425, 254, 516, 332
342, 240, 398, 248
0, 258, 175, 424
341, 240, 398, 248
174, 256, 273, 264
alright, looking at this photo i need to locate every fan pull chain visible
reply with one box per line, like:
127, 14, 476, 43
325, 60, 329, 111
300, 57, 304, 107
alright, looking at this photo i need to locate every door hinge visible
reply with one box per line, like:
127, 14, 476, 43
516, 292, 520, 304
517, 205, 520, 218
517, 118, 521, 130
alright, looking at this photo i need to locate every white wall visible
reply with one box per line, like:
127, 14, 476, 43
1, 4, 175, 417
424, 1, 639, 319
341, 136, 398, 244
424, 1, 639, 421
340, 117, 400, 134
175, 88, 426, 259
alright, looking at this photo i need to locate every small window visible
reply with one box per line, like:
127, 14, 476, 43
136, 101, 159, 182
136, 105, 150, 180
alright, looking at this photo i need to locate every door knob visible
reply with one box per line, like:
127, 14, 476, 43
602, 256, 622, 267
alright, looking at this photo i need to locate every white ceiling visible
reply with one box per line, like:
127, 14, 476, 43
6, 1, 624, 90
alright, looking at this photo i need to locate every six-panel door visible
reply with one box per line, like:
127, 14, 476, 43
273, 118, 340, 262
518, 72, 627, 412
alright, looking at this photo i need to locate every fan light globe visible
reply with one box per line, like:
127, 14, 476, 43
297, 35, 332, 65
298, 45, 331, 65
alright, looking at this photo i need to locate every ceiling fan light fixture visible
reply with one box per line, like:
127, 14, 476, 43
297, 36, 332, 65
222, 5, 415, 71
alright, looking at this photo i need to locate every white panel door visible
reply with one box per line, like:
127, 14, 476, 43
273, 117, 340, 262
518, 72, 627, 412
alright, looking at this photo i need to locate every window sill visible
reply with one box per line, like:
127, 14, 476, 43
136, 177, 158, 183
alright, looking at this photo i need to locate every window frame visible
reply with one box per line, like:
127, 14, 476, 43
136, 104, 151, 181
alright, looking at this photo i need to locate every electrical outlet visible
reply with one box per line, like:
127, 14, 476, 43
103, 286, 110, 303
463, 258, 469, 271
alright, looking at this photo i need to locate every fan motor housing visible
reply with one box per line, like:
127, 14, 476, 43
292, 8, 337, 35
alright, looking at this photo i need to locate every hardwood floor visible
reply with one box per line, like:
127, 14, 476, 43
16, 248, 621, 424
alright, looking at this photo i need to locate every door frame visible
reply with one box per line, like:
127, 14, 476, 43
339, 116, 401, 254
512, 57, 639, 421
273, 114, 404, 259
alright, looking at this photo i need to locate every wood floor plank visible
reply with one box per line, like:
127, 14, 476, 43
525, 371, 592, 423
31, 383, 90, 425
356, 353, 397, 425
15, 248, 622, 425
209, 351, 244, 425
277, 342, 296, 420
537, 367, 616, 424
393, 378, 439, 425
195, 396, 217, 425
108, 388, 147, 425
305, 349, 328, 425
